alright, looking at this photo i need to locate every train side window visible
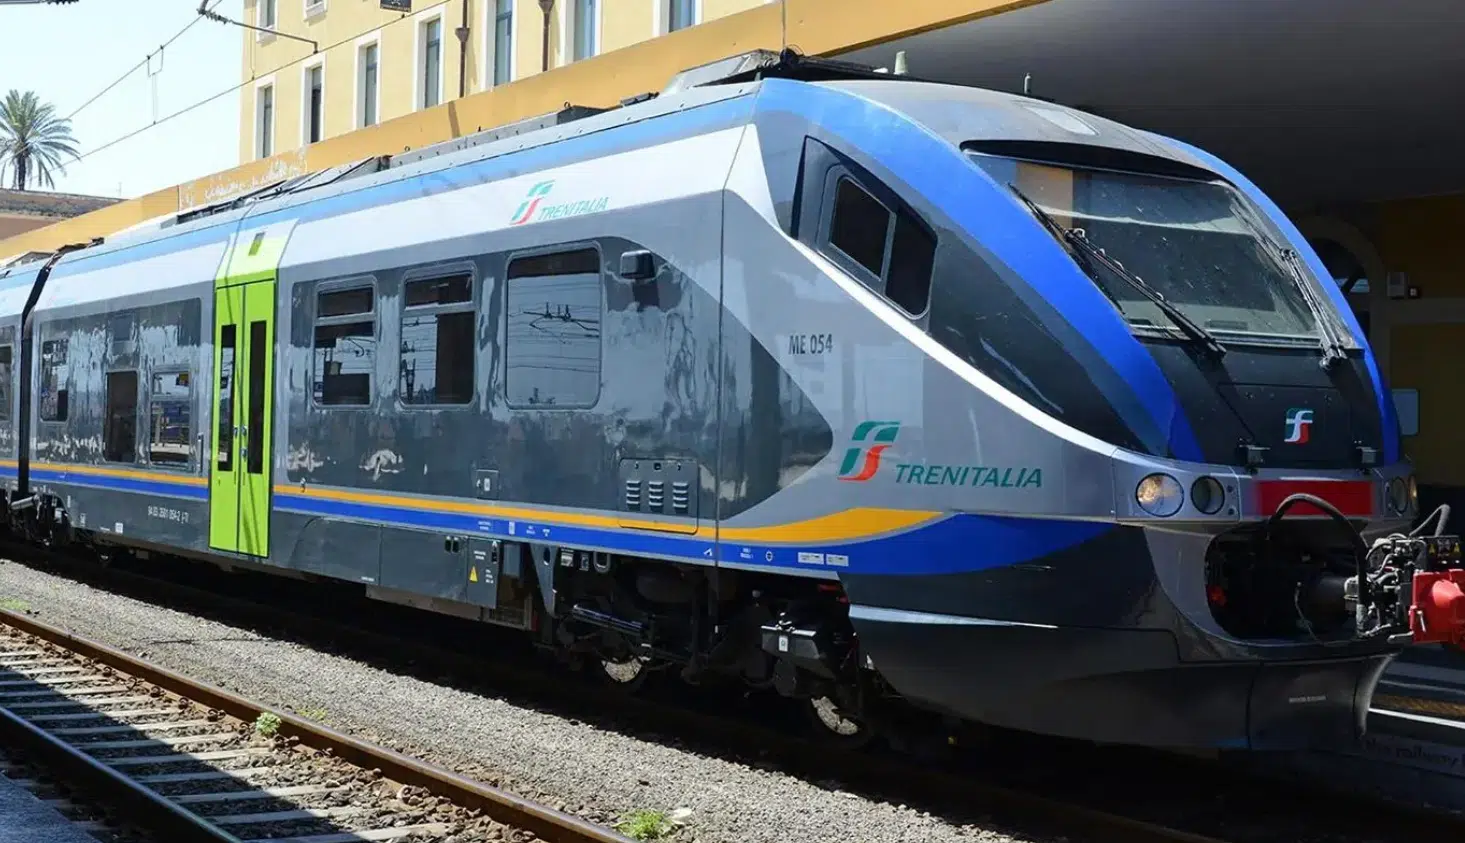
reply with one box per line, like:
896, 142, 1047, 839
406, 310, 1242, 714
149, 371, 193, 467
217, 326, 235, 472
39, 338, 68, 422
400, 271, 475, 405
103, 370, 139, 464
886, 211, 936, 315
824, 174, 935, 317
313, 284, 376, 407
829, 178, 890, 278
0, 345, 11, 422
505, 247, 602, 408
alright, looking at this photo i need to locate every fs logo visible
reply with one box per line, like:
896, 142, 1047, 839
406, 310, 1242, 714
509, 180, 555, 226
837, 421, 900, 482
1283, 408, 1314, 444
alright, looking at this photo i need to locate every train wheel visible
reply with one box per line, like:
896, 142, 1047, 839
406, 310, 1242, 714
597, 652, 653, 694
805, 695, 874, 748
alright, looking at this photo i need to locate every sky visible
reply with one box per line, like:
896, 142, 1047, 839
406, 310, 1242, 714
0, 0, 244, 199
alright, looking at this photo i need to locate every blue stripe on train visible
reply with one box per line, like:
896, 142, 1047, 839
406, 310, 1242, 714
7, 461, 1111, 576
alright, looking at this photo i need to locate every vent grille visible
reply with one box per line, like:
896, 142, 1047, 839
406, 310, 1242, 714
647, 480, 665, 511
671, 481, 690, 514
624, 479, 641, 510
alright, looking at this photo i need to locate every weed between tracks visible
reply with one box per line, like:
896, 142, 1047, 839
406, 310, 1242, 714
0, 597, 29, 612
617, 808, 672, 840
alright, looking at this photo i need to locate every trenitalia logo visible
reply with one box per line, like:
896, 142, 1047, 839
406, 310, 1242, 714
509, 180, 555, 226
1283, 408, 1314, 444
837, 421, 900, 482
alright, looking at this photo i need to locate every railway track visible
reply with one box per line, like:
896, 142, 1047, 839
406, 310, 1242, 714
5, 540, 1465, 843
0, 605, 631, 843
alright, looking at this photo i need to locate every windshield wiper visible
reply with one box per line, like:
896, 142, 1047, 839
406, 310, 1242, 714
1230, 205, 1350, 369
1276, 246, 1349, 369
1007, 183, 1226, 359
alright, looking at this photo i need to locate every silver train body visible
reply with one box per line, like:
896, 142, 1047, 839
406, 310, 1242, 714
0, 52, 1431, 750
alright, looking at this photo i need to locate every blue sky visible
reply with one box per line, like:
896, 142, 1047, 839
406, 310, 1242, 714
0, 0, 244, 199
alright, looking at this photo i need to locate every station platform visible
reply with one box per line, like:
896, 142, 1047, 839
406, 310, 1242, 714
0, 771, 97, 843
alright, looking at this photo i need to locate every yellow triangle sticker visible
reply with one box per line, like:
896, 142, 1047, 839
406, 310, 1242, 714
469, 566, 478, 583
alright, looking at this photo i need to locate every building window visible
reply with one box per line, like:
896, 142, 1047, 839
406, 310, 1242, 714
826, 176, 935, 316
420, 16, 443, 109
259, 0, 276, 29
104, 370, 139, 464
493, 0, 513, 86
506, 248, 602, 408
667, 0, 696, 32
149, 371, 193, 466
359, 42, 379, 128
256, 83, 274, 159
304, 0, 326, 18
572, 0, 597, 61
39, 338, 67, 422
400, 272, 476, 405
313, 285, 376, 407
305, 63, 324, 144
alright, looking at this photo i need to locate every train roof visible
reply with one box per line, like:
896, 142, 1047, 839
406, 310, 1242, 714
16, 49, 1225, 321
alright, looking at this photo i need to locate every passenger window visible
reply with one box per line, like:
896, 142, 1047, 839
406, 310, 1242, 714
149, 371, 192, 466
217, 325, 236, 472
401, 272, 475, 405
829, 178, 889, 277
104, 370, 139, 463
505, 248, 602, 408
0, 345, 11, 422
39, 338, 68, 422
313, 285, 376, 406
825, 175, 935, 316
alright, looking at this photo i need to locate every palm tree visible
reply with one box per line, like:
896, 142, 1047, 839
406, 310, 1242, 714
0, 90, 80, 191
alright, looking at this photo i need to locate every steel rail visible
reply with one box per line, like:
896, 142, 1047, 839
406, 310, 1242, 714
0, 605, 633, 843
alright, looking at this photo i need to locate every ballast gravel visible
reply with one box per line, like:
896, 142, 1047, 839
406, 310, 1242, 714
0, 561, 1033, 843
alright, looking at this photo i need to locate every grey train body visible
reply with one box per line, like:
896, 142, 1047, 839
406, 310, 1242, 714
0, 65, 1420, 751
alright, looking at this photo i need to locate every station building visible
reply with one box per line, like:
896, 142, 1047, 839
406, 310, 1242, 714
4, 0, 1463, 511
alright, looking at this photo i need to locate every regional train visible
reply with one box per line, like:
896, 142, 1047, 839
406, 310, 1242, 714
0, 49, 1460, 752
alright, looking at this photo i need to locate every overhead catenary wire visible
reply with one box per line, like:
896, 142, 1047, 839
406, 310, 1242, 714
65, 0, 227, 122
75, 0, 451, 164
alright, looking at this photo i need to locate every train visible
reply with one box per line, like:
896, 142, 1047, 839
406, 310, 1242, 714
1, 48, 1462, 753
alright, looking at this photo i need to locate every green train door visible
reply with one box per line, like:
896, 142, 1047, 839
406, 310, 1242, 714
209, 226, 285, 557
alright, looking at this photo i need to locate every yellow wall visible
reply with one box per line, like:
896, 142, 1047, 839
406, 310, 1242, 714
1, 0, 1044, 260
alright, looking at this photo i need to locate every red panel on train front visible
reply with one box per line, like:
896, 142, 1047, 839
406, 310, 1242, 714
1255, 480, 1376, 518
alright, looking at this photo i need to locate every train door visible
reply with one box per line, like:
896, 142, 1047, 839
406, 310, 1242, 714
208, 281, 276, 556
208, 222, 290, 558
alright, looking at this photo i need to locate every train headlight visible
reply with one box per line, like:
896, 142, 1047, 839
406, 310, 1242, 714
1386, 477, 1410, 514
1409, 475, 1419, 512
1136, 474, 1183, 517
1190, 476, 1225, 515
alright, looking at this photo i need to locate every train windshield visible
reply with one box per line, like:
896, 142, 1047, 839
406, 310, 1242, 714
967, 153, 1348, 345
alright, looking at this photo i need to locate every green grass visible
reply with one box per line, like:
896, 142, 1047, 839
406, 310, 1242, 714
616, 809, 672, 841
253, 712, 282, 738
0, 598, 29, 612
298, 706, 327, 721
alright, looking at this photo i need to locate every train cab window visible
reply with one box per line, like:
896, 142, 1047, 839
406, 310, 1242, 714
149, 371, 193, 466
103, 370, 139, 464
505, 248, 602, 408
400, 271, 475, 405
0, 345, 11, 422
825, 175, 936, 316
313, 285, 377, 406
829, 178, 890, 277
39, 338, 68, 422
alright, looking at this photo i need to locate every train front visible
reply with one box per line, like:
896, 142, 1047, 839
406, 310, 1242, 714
816, 81, 1465, 751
